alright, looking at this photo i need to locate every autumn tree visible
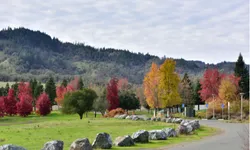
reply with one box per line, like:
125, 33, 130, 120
4, 88, 17, 116
179, 73, 194, 107
91, 85, 108, 117
234, 53, 249, 98
118, 78, 129, 91
18, 82, 33, 103
219, 75, 240, 103
159, 59, 181, 108
36, 93, 51, 116
199, 69, 225, 102
106, 77, 119, 111
45, 77, 56, 105
0, 97, 4, 117
62, 89, 97, 119
16, 98, 33, 117
67, 77, 80, 91
143, 63, 160, 116
55, 85, 67, 106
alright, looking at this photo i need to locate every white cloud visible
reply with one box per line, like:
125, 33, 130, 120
0, 0, 248, 63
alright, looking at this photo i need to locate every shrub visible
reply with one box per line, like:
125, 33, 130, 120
0, 97, 5, 117
104, 108, 125, 118
36, 93, 51, 116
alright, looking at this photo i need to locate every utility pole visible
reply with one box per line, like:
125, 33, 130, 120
240, 93, 244, 121
212, 94, 215, 119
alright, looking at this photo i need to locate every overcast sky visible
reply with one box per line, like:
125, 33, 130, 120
0, 0, 249, 63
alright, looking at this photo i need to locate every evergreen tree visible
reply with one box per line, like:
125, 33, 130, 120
61, 78, 68, 87
30, 78, 37, 98
45, 77, 56, 105
79, 77, 84, 90
180, 73, 194, 107
234, 53, 249, 98
193, 79, 203, 110
34, 82, 44, 99
4, 83, 10, 96
11, 82, 19, 97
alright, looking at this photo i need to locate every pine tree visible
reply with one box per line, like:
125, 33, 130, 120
193, 79, 202, 110
61, 78, 68, 87
4, 83, 10, 96
79, 77, 84, 90
180, 73, 194, 107
45, 77, 56, 105
234, 53, 249, 98
11, 82, 19, 97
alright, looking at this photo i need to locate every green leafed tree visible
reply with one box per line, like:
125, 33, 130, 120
79, 77, 84, 90
61, 89, 97, 119
61, 78, 68, 87
234, 53, 249, 98
119, 91, 140, 113
91, 85, 108, 117
179, 73, 194, 107
45, 77, 56, 105
193, 79, 203, 110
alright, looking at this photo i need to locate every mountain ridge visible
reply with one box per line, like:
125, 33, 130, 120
0, 27, 242, 84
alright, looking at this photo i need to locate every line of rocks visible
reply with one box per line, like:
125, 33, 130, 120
0, 116, 200, 150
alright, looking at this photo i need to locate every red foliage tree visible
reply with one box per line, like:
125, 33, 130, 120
106, 78, 119, 111
117, 78, 129, 91
67, 77, 80, 91
18, 82, 33, 103
16, 98, 33, 117
55, 85, 67, 105
227, 74, 241, 90
199, 69, 225, 102
4, 89, 17, 116
36, 93, 51, 116
0, 97, 5, 117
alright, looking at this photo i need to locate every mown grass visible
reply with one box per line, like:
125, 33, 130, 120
0, 111, 217, 150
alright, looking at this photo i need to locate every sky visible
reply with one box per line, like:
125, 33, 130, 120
0, 0, 249, 64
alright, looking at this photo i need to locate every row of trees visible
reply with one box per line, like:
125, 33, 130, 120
0, 82, 51, 117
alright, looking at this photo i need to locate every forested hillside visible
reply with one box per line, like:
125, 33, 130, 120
0, 27, 240, 84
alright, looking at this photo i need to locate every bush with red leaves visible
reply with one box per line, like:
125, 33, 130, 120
4, 89, 17, 116
36, 93, 51, 116
104, 108, 125, 118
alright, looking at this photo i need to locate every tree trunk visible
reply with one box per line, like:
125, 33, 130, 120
153, 108, 157, 117
80, 114, 83, 120
198, 104, 200, 110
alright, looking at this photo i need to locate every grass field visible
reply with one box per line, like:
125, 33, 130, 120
0, 112, 217, 150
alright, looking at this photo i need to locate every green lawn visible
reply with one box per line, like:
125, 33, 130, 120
0, 112, 217, 150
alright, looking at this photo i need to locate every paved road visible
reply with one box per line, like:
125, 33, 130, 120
165, 120, 249, 150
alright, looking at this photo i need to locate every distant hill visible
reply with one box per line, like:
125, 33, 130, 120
0, 27, 242, 84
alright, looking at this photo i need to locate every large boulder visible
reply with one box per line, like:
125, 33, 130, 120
42, 140, 64, 150
189, 120, 200, 130
92, 133, 112, 149
125, 115, 133, 120
131, 130, 149, 143
151, 117, 156, 121
162, 128, 177, 137
161, 118, 167, 122
114, 135, 135, 147
177, 124, 193, 135
118, 114, 128, 119
114, 115, 120, 118
148, 130, 167, 140
70, 138, 92, 150
0, 144, 27, 150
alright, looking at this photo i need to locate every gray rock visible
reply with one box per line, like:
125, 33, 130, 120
180, 120, 189, 125
173, 118, 182, 124
161, 118, 166, 122
186, 125, 193, 133
118, 114, 128, 119
125, 115, 133, 119
92, 133, 112, 149
166, 118, 172, 123
148, 130, 167, 140
132, 130, 149, 143
189, 120, 200, 130
156, 118, 161, 121
162, 128, 177, 137
151, 117, 156, 121
0, 144, 27, 150
177, 124, 193, 135
132, 115, 139, 121
114, 135, 135, 147
70, 138, 92, 150
42, 140, 63, 150
114, 115, 120, 118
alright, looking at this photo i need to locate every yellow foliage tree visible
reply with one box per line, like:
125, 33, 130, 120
219, 78, 237, 103
159, 59, 181, 107
143, 63, 160, 116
